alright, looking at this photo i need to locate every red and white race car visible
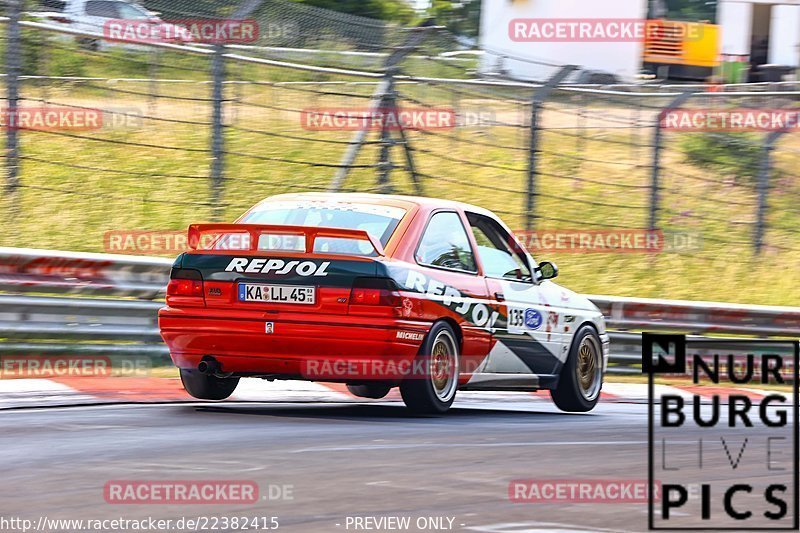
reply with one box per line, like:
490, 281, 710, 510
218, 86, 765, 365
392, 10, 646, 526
158, 193, 610, 413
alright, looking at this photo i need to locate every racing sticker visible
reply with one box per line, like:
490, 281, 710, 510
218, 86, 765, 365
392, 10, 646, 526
508, 307, 543, 334
397, 268, 501, 332
225, 257, 330, 276
525, 308, 543, 329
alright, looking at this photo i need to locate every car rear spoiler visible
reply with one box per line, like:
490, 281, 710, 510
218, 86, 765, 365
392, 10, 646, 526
186, 223, 385, 257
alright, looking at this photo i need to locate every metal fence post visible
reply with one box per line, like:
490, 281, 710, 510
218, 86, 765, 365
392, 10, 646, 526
373, 68, 423, 195
647, 91, 694, 231
5, 0, 22, 224
208, 0, 264, 221
329, 75, 390, 193
754, 131, 786, 254
147, 50, 159, 117
649, 90, 694, 230
209, 44, 226, 222
525, 65, 577, 231
376, 68, 397, 194
329, 20, 436, 193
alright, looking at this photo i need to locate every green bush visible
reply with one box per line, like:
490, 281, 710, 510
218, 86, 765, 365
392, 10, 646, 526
21, 31, 88, 78
680, 132, 767, 185
49, 44, 89, 77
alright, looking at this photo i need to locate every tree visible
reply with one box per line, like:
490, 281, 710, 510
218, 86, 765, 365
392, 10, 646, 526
141, 0, 417, 24
427, 0, 481, 37
289, 0, 417, 24
649, 0, 718, 23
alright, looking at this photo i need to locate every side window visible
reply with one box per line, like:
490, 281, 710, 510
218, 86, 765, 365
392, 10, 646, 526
416, 212, 477, 273
467, 213, 532, 281
85, 1, 120, 17
117, 3, 150, 19
42, 0, 67, 11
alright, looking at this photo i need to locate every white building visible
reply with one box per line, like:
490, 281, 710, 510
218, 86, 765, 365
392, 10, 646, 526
479, 0, 800, 82
718, 0, 800, 68
479, 0, 648, 82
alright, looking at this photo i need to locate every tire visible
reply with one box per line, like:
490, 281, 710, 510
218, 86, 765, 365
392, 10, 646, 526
179, 368, 239, 400
346, 384, 391, 399
550, 325, 604, 412
400, 321, 459, 414
77, 37, 100, 51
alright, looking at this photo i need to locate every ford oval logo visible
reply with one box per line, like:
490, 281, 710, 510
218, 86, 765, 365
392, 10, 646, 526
524, 308, 543, 330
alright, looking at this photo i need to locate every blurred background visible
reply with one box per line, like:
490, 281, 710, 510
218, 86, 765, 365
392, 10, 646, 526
0, 0, 799, 305
1, 6, 796, 529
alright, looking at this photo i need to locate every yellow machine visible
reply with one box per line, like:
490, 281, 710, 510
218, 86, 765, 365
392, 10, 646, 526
643, 20, 720, 80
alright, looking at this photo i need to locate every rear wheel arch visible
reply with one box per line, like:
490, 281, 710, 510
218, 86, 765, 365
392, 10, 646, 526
435, 317, 463, 351
401, 320, 460, 414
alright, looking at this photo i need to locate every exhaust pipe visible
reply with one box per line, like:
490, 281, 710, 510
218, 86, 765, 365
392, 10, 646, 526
198, 357, 221, 375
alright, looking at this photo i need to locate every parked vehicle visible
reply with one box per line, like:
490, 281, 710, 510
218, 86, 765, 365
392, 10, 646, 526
29, 0, 192, 49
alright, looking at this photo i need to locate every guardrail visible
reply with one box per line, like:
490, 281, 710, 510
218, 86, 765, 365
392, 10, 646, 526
1, 248, 798, 374
589, 294, 800, 337
0, 247, 170, 298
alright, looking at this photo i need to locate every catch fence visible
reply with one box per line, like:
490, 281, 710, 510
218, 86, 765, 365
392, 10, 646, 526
1, 0, 800, 305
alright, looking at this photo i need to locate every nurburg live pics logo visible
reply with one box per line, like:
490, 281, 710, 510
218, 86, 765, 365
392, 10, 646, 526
644, 333, 799, 530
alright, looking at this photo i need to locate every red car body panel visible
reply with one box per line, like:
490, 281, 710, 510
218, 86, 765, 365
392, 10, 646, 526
158, 194, 538, 385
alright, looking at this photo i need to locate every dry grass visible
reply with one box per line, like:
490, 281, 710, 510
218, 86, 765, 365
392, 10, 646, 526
2, 75, 799, 307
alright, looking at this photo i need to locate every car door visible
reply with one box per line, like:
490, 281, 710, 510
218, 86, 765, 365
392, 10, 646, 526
466, 212, 569, 376
407, 210, 492, 373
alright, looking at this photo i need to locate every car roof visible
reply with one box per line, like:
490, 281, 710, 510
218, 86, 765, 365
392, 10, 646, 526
258, 192, 498, 218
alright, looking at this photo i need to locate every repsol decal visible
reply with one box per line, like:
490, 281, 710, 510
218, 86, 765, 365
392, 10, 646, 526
399, 269, 501, 331
393, 266, 560, 375
225, 258, 330, 277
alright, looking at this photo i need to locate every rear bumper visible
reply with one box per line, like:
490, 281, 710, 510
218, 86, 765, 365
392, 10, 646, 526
158, 307, 429, 380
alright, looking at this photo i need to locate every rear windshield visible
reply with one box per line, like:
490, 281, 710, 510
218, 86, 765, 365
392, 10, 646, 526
241, 200, 406, 253
40, 0, 67, 11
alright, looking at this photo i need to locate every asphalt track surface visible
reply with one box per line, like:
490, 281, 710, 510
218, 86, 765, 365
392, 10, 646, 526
0, 397, 795, 533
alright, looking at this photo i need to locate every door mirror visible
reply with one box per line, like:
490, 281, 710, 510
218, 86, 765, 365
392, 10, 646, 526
536, 261, 558, 280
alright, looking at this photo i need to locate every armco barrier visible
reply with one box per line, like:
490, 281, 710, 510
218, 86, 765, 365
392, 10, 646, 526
589, 294, 800, 337
0, 247, 171, 298
0, 248, 798, 374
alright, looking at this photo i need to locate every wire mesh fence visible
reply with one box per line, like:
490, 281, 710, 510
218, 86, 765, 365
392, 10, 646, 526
2, 0, 800, 305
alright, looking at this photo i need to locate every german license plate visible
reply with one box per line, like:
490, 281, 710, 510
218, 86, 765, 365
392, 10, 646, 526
238, 283, 315, 304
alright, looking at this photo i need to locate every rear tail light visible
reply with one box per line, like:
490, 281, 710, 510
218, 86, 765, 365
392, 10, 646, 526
166, 268, 205, 306
168, 278, 203, 297
351, 287, 381, 305
349, 277, 402, 308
